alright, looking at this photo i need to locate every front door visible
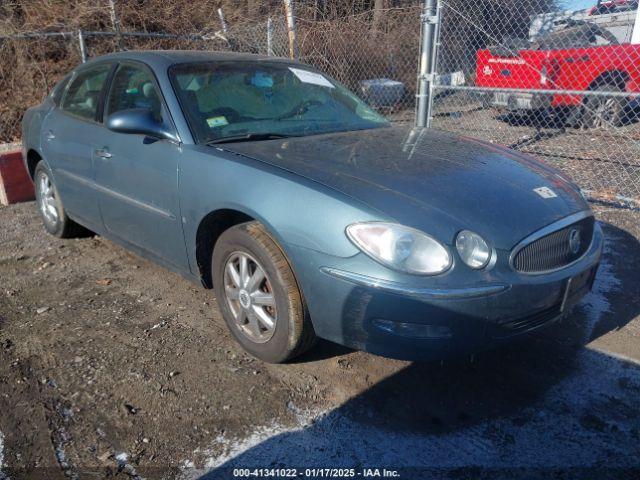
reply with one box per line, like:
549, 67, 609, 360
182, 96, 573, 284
94, 61, 187, 268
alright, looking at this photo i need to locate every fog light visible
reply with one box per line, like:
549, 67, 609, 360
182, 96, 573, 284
372, 319, 452, 339
456, 230, 491, 269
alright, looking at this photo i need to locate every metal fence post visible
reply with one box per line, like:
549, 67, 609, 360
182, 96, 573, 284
217, 8, 229, 37
416, 0, 438, 128
77, 30, 87, 62
217, 8, 233, 50
426, 0, 442, 127
267, 17, 274, 56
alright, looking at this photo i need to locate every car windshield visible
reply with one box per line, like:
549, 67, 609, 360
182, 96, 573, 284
169, 61, 389, 144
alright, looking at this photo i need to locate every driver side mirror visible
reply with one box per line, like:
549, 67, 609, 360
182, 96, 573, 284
105, 108, 179, 142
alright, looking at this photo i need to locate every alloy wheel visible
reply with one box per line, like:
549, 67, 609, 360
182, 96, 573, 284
223, 252, 277, 343
592, 97, 621, 129
37, 171, 59, 225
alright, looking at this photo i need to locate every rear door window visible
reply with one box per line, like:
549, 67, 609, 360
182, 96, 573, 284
61, 64, 111, 121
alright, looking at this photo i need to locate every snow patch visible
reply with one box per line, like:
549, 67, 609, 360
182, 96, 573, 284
578, 229, 622, 342
0, 431, 5, 480
203, 422, 310, 469
179, 408, 321, 479
181, 369, 640, 473
115, 452, 128, 463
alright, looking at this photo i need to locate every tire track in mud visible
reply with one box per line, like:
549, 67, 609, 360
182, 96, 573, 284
0, 346, 68, 478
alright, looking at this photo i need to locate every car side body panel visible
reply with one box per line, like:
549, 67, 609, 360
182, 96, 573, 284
178, 144, 391, 270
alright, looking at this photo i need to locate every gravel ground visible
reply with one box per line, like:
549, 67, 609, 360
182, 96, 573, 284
0, 201, 639, 479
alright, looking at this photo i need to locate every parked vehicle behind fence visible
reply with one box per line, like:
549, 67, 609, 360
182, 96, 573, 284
477, 2, 640, 128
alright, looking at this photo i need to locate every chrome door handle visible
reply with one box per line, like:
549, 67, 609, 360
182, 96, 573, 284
45, 130, 55, 140
95, 148, 113, 159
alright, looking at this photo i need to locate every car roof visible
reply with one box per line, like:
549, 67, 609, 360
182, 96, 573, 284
82, 50, 297, 71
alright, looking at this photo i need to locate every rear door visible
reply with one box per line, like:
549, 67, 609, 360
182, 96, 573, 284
94, 61, 187, 268
41, 63, 113, 230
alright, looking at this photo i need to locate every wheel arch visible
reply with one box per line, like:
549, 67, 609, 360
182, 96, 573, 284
588, 69, 629, 91
26, 149, 43, 179
194, 206, 305, 294
195, 208, 256, 288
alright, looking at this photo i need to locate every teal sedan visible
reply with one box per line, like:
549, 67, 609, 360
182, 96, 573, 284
22, 51, 602, 363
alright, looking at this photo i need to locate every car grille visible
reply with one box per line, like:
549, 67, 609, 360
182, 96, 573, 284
491, 304, 562, 339
513, 216, 595, 274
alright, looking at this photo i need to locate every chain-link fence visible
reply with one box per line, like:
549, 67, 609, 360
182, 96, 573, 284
4, 1, 637, 208
297, 7, 421, 123
0, 18, 291, 144
0, 7, 421, 144
430, 0, 640, 208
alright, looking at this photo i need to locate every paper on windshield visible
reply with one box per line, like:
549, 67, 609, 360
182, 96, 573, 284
206, 116, 229, 128
289, 67, 335, 89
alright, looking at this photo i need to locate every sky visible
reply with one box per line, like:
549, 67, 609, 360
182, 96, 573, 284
561, 0, 609, 10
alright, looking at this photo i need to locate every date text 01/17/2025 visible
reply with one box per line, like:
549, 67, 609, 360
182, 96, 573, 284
232, 467, 401, 477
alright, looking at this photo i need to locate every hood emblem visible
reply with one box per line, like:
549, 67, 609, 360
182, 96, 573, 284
569, 228, 581, 255
533, 186, 558, 199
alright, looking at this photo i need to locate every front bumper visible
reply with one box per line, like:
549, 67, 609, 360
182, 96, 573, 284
286, 223, 603, 361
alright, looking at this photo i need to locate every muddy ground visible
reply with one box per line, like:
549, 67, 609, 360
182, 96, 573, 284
1, 201, 639, 479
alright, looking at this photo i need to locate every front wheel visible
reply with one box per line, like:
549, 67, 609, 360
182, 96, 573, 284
212, 222, 316, 363
34, 162, 85, 238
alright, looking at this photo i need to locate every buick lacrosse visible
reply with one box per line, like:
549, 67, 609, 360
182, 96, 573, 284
22, 51, 602, 362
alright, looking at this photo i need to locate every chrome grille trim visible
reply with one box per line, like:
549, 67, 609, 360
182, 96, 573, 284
509, 211, 595, 275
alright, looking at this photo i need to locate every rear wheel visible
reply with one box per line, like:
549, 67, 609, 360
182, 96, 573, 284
34, 162, 85, 238
212, 221, 316, 363
581, 84, 626, 129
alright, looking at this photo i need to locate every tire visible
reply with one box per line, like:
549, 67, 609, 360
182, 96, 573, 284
212, 221, 316, 363
581, 84, 626, 129
556, 106, 582, 129
34, 162, 85, 238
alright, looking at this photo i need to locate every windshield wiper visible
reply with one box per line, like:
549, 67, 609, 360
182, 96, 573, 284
207, 133, 296, 145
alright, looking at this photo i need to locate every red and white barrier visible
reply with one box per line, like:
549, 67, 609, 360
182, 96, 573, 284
0, 150, 34, 206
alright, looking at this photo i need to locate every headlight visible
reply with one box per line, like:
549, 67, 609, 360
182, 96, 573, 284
346, 222, 451, 275
455, 230, 491, 269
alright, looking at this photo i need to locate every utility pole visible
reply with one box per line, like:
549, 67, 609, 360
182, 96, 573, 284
416, 0, 438, 128
283, 0, 299, 60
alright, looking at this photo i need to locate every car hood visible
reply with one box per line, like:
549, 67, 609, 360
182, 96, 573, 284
220, 125, 589, 250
